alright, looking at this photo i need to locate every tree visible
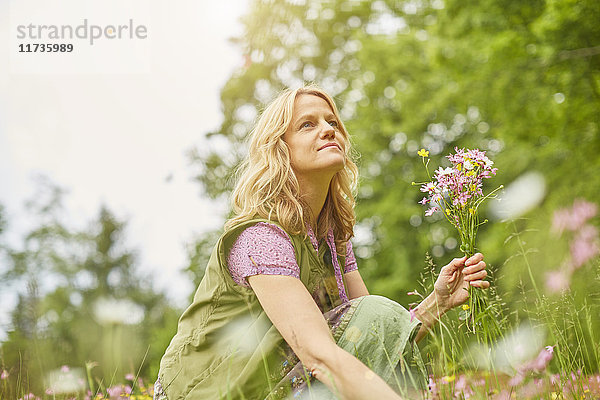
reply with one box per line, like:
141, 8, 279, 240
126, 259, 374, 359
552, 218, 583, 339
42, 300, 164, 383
186, 0, 599, 306
0, 176, 178, 395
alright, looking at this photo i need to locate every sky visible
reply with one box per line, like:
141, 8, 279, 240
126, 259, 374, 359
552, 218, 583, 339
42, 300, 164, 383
0, 0, 250, 338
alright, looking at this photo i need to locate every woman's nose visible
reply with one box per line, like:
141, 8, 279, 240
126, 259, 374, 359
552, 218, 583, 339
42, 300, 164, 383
319, 120, 335, 138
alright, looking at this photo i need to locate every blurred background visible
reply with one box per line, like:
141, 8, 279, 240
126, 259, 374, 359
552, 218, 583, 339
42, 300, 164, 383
1, 0, 599, 396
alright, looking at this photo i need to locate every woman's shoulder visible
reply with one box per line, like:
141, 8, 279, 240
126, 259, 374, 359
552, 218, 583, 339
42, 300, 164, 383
219, 218, 296, 261
233, 221, 294, 249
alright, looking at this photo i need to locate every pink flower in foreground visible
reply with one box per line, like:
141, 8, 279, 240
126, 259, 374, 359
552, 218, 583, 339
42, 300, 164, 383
519, 380, 544, 398
546, 199, 599, 294
494, 390, 511, 400
570, 226, 600, 269
107, 385, 132, 399
455, 374, 467, 390
552, 199, 597, 234
472, 378, 485, 387
508, 372, 524, 387
527, 346, 554, 372
454, 375, 473, 398
0, 369, 8, 379
409, 307, 417, 322
428, 376, 438, 396
545, 269, 571, 293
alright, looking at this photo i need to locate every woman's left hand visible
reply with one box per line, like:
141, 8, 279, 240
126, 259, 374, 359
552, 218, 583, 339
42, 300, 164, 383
433, 253, 490, 313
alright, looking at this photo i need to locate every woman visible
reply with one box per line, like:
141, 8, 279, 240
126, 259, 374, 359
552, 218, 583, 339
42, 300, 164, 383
155, 85, 490, 400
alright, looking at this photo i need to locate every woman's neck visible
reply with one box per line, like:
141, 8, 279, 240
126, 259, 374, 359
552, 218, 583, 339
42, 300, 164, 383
297, 174, 331, 232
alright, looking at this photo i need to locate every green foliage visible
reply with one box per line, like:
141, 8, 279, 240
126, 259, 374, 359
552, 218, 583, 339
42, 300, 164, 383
187, 0, 599, 300
0, 177, 178, 397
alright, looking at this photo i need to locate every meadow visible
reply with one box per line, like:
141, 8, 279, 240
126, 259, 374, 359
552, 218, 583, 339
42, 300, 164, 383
2, 0, 599, 398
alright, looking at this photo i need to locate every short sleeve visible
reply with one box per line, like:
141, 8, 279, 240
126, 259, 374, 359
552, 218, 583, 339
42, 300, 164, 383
344, 240, 358, 273
227, 222, 301, 287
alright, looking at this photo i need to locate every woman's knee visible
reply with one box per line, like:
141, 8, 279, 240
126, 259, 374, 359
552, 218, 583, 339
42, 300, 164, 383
357, 295, 407, 318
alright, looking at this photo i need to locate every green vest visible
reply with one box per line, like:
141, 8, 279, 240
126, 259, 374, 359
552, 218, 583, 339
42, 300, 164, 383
158, 218, 348, 399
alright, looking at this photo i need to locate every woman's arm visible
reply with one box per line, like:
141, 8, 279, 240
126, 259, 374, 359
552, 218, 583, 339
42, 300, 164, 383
248, 274, 401, 400
344, 270, 369, 299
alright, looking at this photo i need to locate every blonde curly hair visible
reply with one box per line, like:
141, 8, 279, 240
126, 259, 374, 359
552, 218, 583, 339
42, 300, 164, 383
224, 84, 359, 249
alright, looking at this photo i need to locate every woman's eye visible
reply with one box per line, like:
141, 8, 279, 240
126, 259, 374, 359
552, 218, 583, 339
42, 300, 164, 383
329, 120, 338, 127
301, 122, 312, 128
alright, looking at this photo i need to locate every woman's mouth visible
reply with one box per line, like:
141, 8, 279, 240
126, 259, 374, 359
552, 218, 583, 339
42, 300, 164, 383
318, 143, 341, 151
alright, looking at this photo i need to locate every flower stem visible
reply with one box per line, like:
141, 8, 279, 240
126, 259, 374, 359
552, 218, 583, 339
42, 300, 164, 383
511, 220, 541, 299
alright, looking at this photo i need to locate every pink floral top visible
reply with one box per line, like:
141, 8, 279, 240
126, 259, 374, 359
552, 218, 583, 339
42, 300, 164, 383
227, 222, 358, 301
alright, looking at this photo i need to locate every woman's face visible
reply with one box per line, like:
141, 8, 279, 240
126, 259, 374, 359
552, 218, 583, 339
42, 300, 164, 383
283, 93, 346, 182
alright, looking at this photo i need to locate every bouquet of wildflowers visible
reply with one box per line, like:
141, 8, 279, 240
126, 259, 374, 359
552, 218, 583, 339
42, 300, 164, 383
414, 147, 503, 342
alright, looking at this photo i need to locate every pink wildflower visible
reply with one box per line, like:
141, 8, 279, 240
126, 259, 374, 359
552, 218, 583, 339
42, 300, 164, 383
418, 197, 429, 205
552, 209, 572, 234
545, 269, 571, 293
472, 378, 485, 387
106, 384, 132, 399
421, 182, 437, 193
527, 345, 554, 372
425, 207, 438, 216
409, 307, 417, 322
570, 199, 597, 225
125, 373, 135, 381
509, 371, 524, 387
494, 390, 511, 400
552, 199, 597, 234
0, 370, 8, 379
520, 381, 543, 398
435, 166, 454, 177
428, 376, 439, 396
570, 226, 600, 269
454, 375, 473, 398
452, 192, 470, 206
454, 374, 467, 390
61, 365, 70, 373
